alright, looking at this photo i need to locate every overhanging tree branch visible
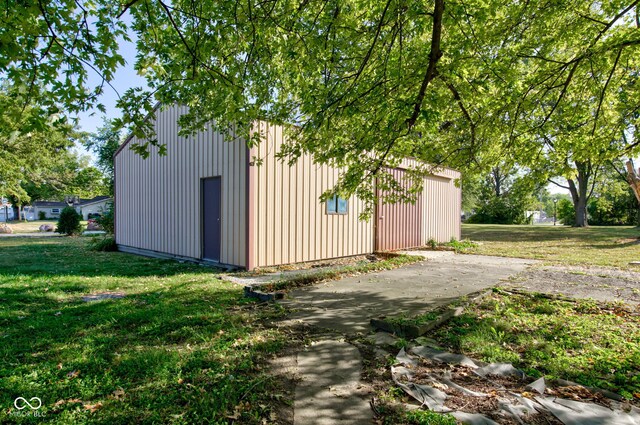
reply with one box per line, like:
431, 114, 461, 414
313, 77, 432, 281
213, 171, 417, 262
406, 0, 444, 129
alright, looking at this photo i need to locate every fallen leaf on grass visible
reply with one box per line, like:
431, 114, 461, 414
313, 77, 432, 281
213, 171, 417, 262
83, 402, 103, 413
66, 370, 80, 379
53, 399, 82, 408
111, 389, 125, 400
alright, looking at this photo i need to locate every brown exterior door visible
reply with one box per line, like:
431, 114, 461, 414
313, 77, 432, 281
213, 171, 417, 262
202, 177, 222, 261
375, 169, 423, 251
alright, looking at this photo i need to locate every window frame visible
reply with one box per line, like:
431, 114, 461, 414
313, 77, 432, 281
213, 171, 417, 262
326, 195, 348, 215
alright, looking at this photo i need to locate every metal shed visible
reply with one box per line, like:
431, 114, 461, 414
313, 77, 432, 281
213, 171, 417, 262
114, 105, 461, 269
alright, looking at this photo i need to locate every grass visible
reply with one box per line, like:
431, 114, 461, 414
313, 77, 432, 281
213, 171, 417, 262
433, 291, 640, 400
1, 220, 93, 234
462, 224, 640, 268
384, 311, 440, 327
0, 237, 288, 424
3, 220, 60, 233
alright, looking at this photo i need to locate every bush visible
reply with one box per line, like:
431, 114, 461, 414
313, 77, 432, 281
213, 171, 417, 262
38, 211, 47, 220
556, 199, 575, 225
97, 202, 114, 234
466, 196, 529, 224
88, 236, 118, 251
56, 206, 82, 235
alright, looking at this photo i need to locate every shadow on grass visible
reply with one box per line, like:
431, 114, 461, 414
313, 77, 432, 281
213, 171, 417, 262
462, 224, 640, 244
0, 237, 223, 278
0, 279, 287, 424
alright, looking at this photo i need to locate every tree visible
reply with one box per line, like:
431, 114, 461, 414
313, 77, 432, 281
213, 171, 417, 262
2, 1, 126, 125
466, 167, 540, 224
56, 206, 82, 235
84, 119, 123, 195
10, 150, 109, 220
0, 87, 76, 218
3, 1, 640, 212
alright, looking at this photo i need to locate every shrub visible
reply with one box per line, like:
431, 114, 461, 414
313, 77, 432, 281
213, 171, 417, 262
556, 199, 575, 225
38, 211, 47, 220
56, 206, 82, 236
97, 202, 114, 234
88, 236, 118, 251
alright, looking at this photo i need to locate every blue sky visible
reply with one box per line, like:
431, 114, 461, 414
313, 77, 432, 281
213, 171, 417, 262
75, 17, 147, 136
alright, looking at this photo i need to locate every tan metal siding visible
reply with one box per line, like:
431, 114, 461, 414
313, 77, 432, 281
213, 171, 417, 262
375, 168, 424, 251
114, 105, 248, 267
422, 174, 462, 243
392, 157, 462, 244
249, 122, 374, 268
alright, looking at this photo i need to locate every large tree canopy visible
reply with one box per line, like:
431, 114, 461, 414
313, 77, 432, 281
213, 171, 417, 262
2, 0, 640, 212
0, 88, 75, 203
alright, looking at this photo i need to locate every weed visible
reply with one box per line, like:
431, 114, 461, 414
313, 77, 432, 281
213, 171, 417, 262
433, 293, 640, 398
404, 409, 457, 425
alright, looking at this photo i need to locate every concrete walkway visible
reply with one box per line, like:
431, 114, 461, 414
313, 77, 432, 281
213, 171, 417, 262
282, 252, 535, 424
282, 253, 534, 334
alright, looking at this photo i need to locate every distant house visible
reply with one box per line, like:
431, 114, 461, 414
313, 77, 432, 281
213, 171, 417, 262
32, 201, 68, 219
114, 105, 462, 270
32, 196, 112, 220
78, 196, 111, 220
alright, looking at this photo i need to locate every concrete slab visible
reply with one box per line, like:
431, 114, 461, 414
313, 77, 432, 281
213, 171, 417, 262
282, 254, 534, 334
294, 340, 372, 425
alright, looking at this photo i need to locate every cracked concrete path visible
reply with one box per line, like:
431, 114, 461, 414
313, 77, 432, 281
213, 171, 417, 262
282, 253, 535, 334
282, 253, 535, 425
294, 339, 372, 425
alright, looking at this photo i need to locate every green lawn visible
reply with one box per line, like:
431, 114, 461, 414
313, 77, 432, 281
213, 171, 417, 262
0, 238, 287, 424
462, 224, 640, 268
434, 291, 640, 400
4, 220, 61, 233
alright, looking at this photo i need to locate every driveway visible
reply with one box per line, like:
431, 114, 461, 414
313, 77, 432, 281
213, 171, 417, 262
281, 252, 535, 334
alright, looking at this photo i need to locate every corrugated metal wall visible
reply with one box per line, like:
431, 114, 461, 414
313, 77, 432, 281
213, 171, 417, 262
422, 173, 462, 243
375, 168, 424, 251
249, 122, 374, 268
114, 105, 248, 267
374, 160, 461, 247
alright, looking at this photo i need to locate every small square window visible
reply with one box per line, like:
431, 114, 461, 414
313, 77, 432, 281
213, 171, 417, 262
51, 208, 60, 213
326, 195, 348, 215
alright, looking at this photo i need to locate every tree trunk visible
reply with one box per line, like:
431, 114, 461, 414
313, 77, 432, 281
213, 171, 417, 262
12, 205, 20, 222
567, 161, 592, 227
626, 160, 640, 200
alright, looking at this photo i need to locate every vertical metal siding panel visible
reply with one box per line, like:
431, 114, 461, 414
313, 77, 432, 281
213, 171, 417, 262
249, 122, 375, 267
114, 104, 248, 267
256, 123, 264, 267
269, 125, 276, 266
294, 153, 302, 263
273, 125, 283, 266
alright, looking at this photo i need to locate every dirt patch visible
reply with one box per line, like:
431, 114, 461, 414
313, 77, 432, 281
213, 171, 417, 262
504, 264, 640, 304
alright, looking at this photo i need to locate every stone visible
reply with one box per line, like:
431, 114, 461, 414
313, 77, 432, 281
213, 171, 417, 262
39, 224, 54, 232
86, 220, 103, 231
